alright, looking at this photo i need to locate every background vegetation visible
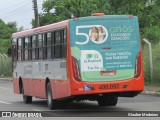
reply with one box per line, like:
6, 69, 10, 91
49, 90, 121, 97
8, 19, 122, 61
0, 0, 160, 86
0, 20, 17, 77
31, 0, 160, 86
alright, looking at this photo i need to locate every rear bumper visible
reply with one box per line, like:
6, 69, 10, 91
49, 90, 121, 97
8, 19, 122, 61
70, 75, 144, 96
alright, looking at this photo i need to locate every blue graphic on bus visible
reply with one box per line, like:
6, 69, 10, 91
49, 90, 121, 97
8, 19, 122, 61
84, 85, 91, 91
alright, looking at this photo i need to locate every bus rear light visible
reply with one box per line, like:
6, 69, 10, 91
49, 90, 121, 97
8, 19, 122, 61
134, 53, 141, 78
129, 16, 134, 18
91, 13, 105, 16
72, 57, 82, 82
74, 18, 79, 21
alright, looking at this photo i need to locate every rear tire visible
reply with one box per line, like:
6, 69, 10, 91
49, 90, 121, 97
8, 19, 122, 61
107, 94, 118, 106
22, 84, 32, 104
97, 94, 108, 106
97, 94, 118, 106
46, 82, 57, 110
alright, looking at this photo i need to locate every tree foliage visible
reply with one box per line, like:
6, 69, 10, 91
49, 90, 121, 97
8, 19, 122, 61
32, 0, 160, 42
0, 19, 15, 77
0, 19, 17, 54
32, 0, 110, 27
0, 39, 10, 54
0, 20, 17, 39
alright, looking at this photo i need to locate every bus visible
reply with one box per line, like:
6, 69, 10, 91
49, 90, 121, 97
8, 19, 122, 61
9, 13, 144, 110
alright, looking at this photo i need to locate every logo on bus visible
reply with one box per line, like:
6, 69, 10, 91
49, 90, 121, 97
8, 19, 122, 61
84, 85, 91, 91
81, 50, 103, 72
76, 25, 108, 45
86, 53, 99, 59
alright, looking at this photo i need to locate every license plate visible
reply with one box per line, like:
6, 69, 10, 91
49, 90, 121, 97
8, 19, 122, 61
100, 70, 116, 76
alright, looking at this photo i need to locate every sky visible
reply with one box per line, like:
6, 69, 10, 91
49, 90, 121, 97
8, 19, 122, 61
0, 0, 43, 29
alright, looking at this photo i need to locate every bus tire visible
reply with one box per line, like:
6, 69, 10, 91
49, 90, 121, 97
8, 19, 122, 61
46, 82, 57, 110
107, 94, 118, 106
97, 94, 108, 106
22, 84, 32, 104
97, 94, 118, 107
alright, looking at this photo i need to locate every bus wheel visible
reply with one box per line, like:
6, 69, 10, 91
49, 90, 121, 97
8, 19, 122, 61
97, 94, 108, 106
22, 84, 32, 104
108, 94, 118, 106
97, 94, 118, 106
46, 82, 57, 110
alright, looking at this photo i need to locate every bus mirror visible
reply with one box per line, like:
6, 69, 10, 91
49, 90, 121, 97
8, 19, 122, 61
7, 48, 12, 57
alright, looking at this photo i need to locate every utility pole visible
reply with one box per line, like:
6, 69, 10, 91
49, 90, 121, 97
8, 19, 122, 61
33, 0, 39, 27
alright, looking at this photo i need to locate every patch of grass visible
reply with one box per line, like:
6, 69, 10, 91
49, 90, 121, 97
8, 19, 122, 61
143, 42, 160, 86
0, 57, 12, 77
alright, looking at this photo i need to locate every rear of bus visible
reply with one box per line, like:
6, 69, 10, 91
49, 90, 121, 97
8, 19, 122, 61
69, 14, 144, 103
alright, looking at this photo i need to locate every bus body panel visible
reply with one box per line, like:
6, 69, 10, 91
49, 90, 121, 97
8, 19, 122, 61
12, 15, 144, 101
69, 15, 144, 96
70, 16, 140, 82
13, 78, 20, 94
69, 52, 144, 96
12, 20, 71, 99
12, 20, 69, 38
13, 61, 70, 99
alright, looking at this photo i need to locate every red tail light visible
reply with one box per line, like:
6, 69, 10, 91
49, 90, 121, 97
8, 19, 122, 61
91, 13, 105, 16
72, 57, 82, 82
134, 53, 141, 78
129, 15, 134, 18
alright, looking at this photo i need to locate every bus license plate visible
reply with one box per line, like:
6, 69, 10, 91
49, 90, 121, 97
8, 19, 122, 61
99, 84, 119, 90
100, 70, 116, 76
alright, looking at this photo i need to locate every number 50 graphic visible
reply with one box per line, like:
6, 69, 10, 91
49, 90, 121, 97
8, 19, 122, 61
76, 25, 108, 45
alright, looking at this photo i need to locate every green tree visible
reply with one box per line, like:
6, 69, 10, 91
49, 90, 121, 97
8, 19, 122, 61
7, 21, 17, 32
0, 19, 18, 53
0, 20, 18, 39
32, 0, 110, 27
108, 0, 160, 41
0, 39, 10, 54
33, 0, 160, 41
55, 0, 110, 18
0, 19, 17, 77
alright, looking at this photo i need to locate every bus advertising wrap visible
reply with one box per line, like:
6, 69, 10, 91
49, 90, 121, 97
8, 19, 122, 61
70, 16, 140, 82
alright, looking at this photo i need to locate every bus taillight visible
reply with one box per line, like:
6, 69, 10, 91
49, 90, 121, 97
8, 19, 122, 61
72, 57, 82, 82
91, 13, 105, 16
134, 53, 141, 78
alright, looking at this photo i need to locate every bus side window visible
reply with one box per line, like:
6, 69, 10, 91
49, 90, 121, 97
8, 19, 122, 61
12, 38, 17, 62
28, 36, 32, 60
42, 34, 45, 59
18, 38, 22, 61
24, 37, 29, 61
51, 32, 54, 59
63, 29, 67, 58
22, 38, 25, 61
54, 30, 62, 59
32, 35, 36, 60
38, 34, 43, 60
47, 32, 52, 59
